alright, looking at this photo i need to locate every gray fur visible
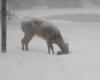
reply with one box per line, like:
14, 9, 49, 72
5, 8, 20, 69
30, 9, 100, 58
21, 18, 69, 54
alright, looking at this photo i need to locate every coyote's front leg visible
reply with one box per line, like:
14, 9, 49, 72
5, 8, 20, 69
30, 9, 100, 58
47, 41, 54, 54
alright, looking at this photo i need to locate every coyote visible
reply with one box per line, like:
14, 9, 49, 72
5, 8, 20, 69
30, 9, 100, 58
21, 18, 69, 54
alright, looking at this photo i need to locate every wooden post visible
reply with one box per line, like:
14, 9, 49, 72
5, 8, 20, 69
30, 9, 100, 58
1, 0, 7, 52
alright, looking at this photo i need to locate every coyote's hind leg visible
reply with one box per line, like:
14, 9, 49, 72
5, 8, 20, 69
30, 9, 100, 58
21, 32, 35, 51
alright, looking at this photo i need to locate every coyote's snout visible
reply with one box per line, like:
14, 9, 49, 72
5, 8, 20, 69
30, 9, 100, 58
21, 18, 69, 54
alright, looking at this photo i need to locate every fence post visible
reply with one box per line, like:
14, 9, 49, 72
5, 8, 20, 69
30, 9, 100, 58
1, 0, 7, 52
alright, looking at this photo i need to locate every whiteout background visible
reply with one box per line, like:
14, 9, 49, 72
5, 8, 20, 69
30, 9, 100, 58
0, 0, 100, 80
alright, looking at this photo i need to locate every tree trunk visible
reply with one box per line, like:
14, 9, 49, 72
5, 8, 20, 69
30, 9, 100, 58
1, 0, 7, 52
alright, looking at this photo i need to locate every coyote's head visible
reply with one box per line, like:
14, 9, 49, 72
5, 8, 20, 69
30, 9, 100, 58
54, 32, 69, 55
57, 43, 69, 55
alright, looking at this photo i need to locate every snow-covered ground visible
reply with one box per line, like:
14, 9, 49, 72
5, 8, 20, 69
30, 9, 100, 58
0, 8, 100, 80
15, 8, 100, 18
